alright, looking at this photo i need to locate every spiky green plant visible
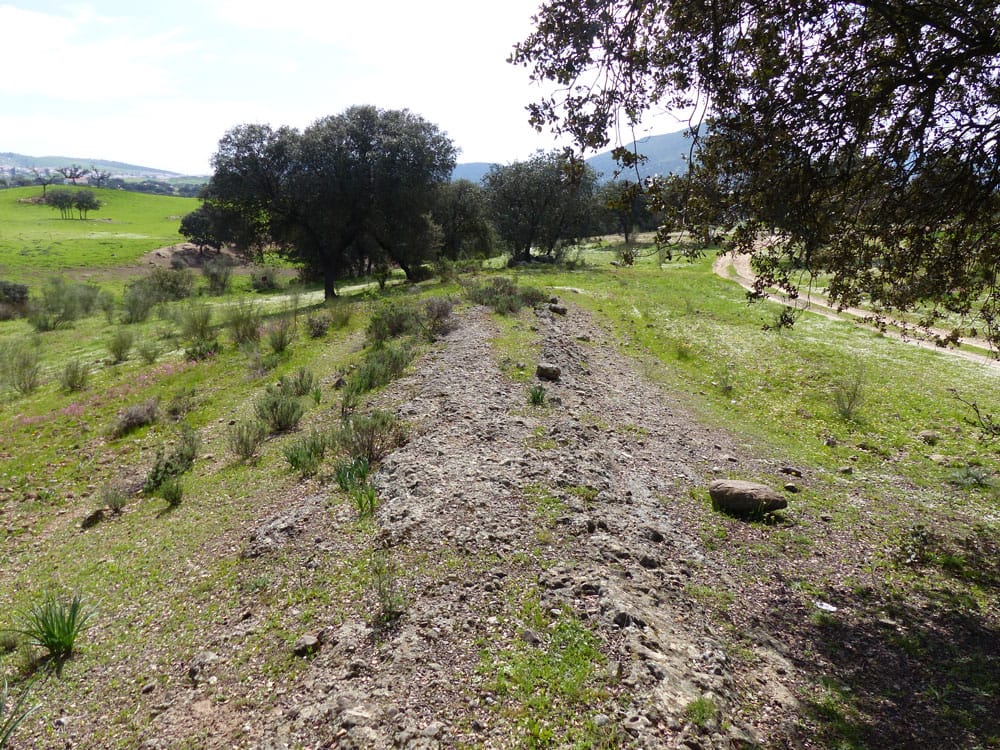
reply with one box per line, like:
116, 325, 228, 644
16, 593, 92, 662
0, 677, 37, 748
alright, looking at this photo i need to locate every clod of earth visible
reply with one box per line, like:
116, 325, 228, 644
708, 479, 788, 514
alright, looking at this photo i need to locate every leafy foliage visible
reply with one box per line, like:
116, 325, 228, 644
16, 593, 92, 662
254, 384, 304, 433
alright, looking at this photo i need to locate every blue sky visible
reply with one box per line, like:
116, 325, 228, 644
0, 0, 593, 174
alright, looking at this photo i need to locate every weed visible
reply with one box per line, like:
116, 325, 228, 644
369, 549, 405, 626
529, 384, 546, 406
464, 277, 546, 314
283, 430, 327, 476
15, 592, 92, 662
249, 265, 281, 291
345, 341, 413, 396
713, 360, 735, 396
352, 484, 379, 519
334, 456, 371, 492
948, 465, 995, 489
97, 289, 116, 323
165, 387, 197, 420
254, 384, 304, 433
328, 302, 352, 329
832, 365, 866, 422
0, 677, 37, 748
424, 296, 457, 339
332, 410, 407, 464
1, 339, 42, 396
672, 337, 696, 361
264, 316, 295, 355
107, 327, 134, 363
684, 696, 718, 728
120, 283, 156, 324
227, 419, 268, 462
110, 398, 160, 438
225, 300, 261, 345
59, 359, 89, 392
179, 302, 217, 359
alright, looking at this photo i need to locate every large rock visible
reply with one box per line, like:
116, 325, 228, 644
708, 480, 787, 514
536, 362, 562, 381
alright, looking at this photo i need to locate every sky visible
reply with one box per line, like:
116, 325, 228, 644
0, 1, 681, 175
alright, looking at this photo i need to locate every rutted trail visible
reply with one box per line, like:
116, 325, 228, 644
250, 302, 788, 749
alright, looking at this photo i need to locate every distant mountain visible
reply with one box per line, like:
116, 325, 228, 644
0, 153, 203, 180
450, 128, 695, 184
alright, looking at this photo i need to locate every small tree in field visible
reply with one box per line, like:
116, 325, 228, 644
74, 190, 100, 219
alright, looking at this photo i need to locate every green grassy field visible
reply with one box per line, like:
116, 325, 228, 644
0, 199, 997, 748
0, 187, 197, 283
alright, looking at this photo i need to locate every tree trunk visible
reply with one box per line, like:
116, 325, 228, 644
324, 266, 337, 299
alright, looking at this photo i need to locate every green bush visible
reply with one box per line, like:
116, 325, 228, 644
529, 384, 546, 406
110, 398, 159, 438
352, 484, 379, 519
424, 296, 457, 339
265, 316, 296, 354
281, 367, 316, 397
107, 328, 134, 363
202, 257, 233, 295
136, 340, 161, 365
254, 385, 304, 433
100, 485, 128, 515
59, 359, 90, 392
226, 300, 261, 345
328, 303, 352, 329
283, 430, 327, 476
142, 267, 195, 303
464, 277, 546, 314
367, 300, 423, 344
345, 341, 414, 396
16, 593, 92, 661
27, 277, 99, 331
158, 476, 184, 506
332, 409, 407, 465
250, 266, 280, 292
120, 283, 156, 324
1, 340, 43, 397
143, 423, 200, 493
97, 290, 116, 324
227, 419, 268, 462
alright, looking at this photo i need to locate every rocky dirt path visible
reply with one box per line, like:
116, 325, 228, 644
244, 302, 791, 749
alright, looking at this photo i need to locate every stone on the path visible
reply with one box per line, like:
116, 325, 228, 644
549, 303, 568, 315
536, 362, 561, 381
293, 634, 321, 657
708, 480, 787, 514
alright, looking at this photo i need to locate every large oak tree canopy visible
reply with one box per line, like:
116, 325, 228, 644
513, 0, 1000, 346
201, 106, 456, 298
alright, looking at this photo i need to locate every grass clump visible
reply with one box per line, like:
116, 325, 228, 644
352, 484, 379, 520
110, 398, 160, 438
280, 367, 316, 397
15, 593, 92, 662
227, 419, 268, 462
265, 316, 296, 355
59, 358, 89, 392
344, 341, 413, 398
529, 384, 546, 406
283, 429, 327, 476
366, 299, 424, 344
369, 549, 405, 626
100, 484, 128, 515
332, 409, 407, 465
334, 456, 371, 492
178, 302, 218, 360
305, 311, 331, 338
1, 676, 37, 748
254, 384, 304, 433
832, 365, 866, 422
684, 696, 718, 728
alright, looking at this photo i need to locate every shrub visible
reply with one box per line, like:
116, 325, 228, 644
244, 348, 279, 379
369, 549, 405, 625
16, 593, 92, 661
332, 409, 407, 464
281, 367, 316, 397
165, 387, 197, 420
0, 280, 29, 309
101, 485, 128, 515
158, 476, 184, 506
345, 341, 413, 396
250, 266, 280, 292
59, 359, 89, 392
832, 366, 866, 422
97, 290, 116, 323
367, 300, 423, 344
227, 419, 268, 462
143, 267, 195, 302
226, 300, 261, 345
120, 283, 156, 324
265, 316, 296, 354
464, 277, 545, 314
283, 430, 327, 476
254, 385, 304, 433
27, 277, 99, 331
424, 296, 457, 339
143, 423, 200, 493
202, 257, 233, 295
306, 311, 331, 338
137, 340, 161, 364
107, 328, 133, 363
328, 303, 352, 329
110, 398, 159, 438
179, 302, 213, 343
1, 340, 43, 397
